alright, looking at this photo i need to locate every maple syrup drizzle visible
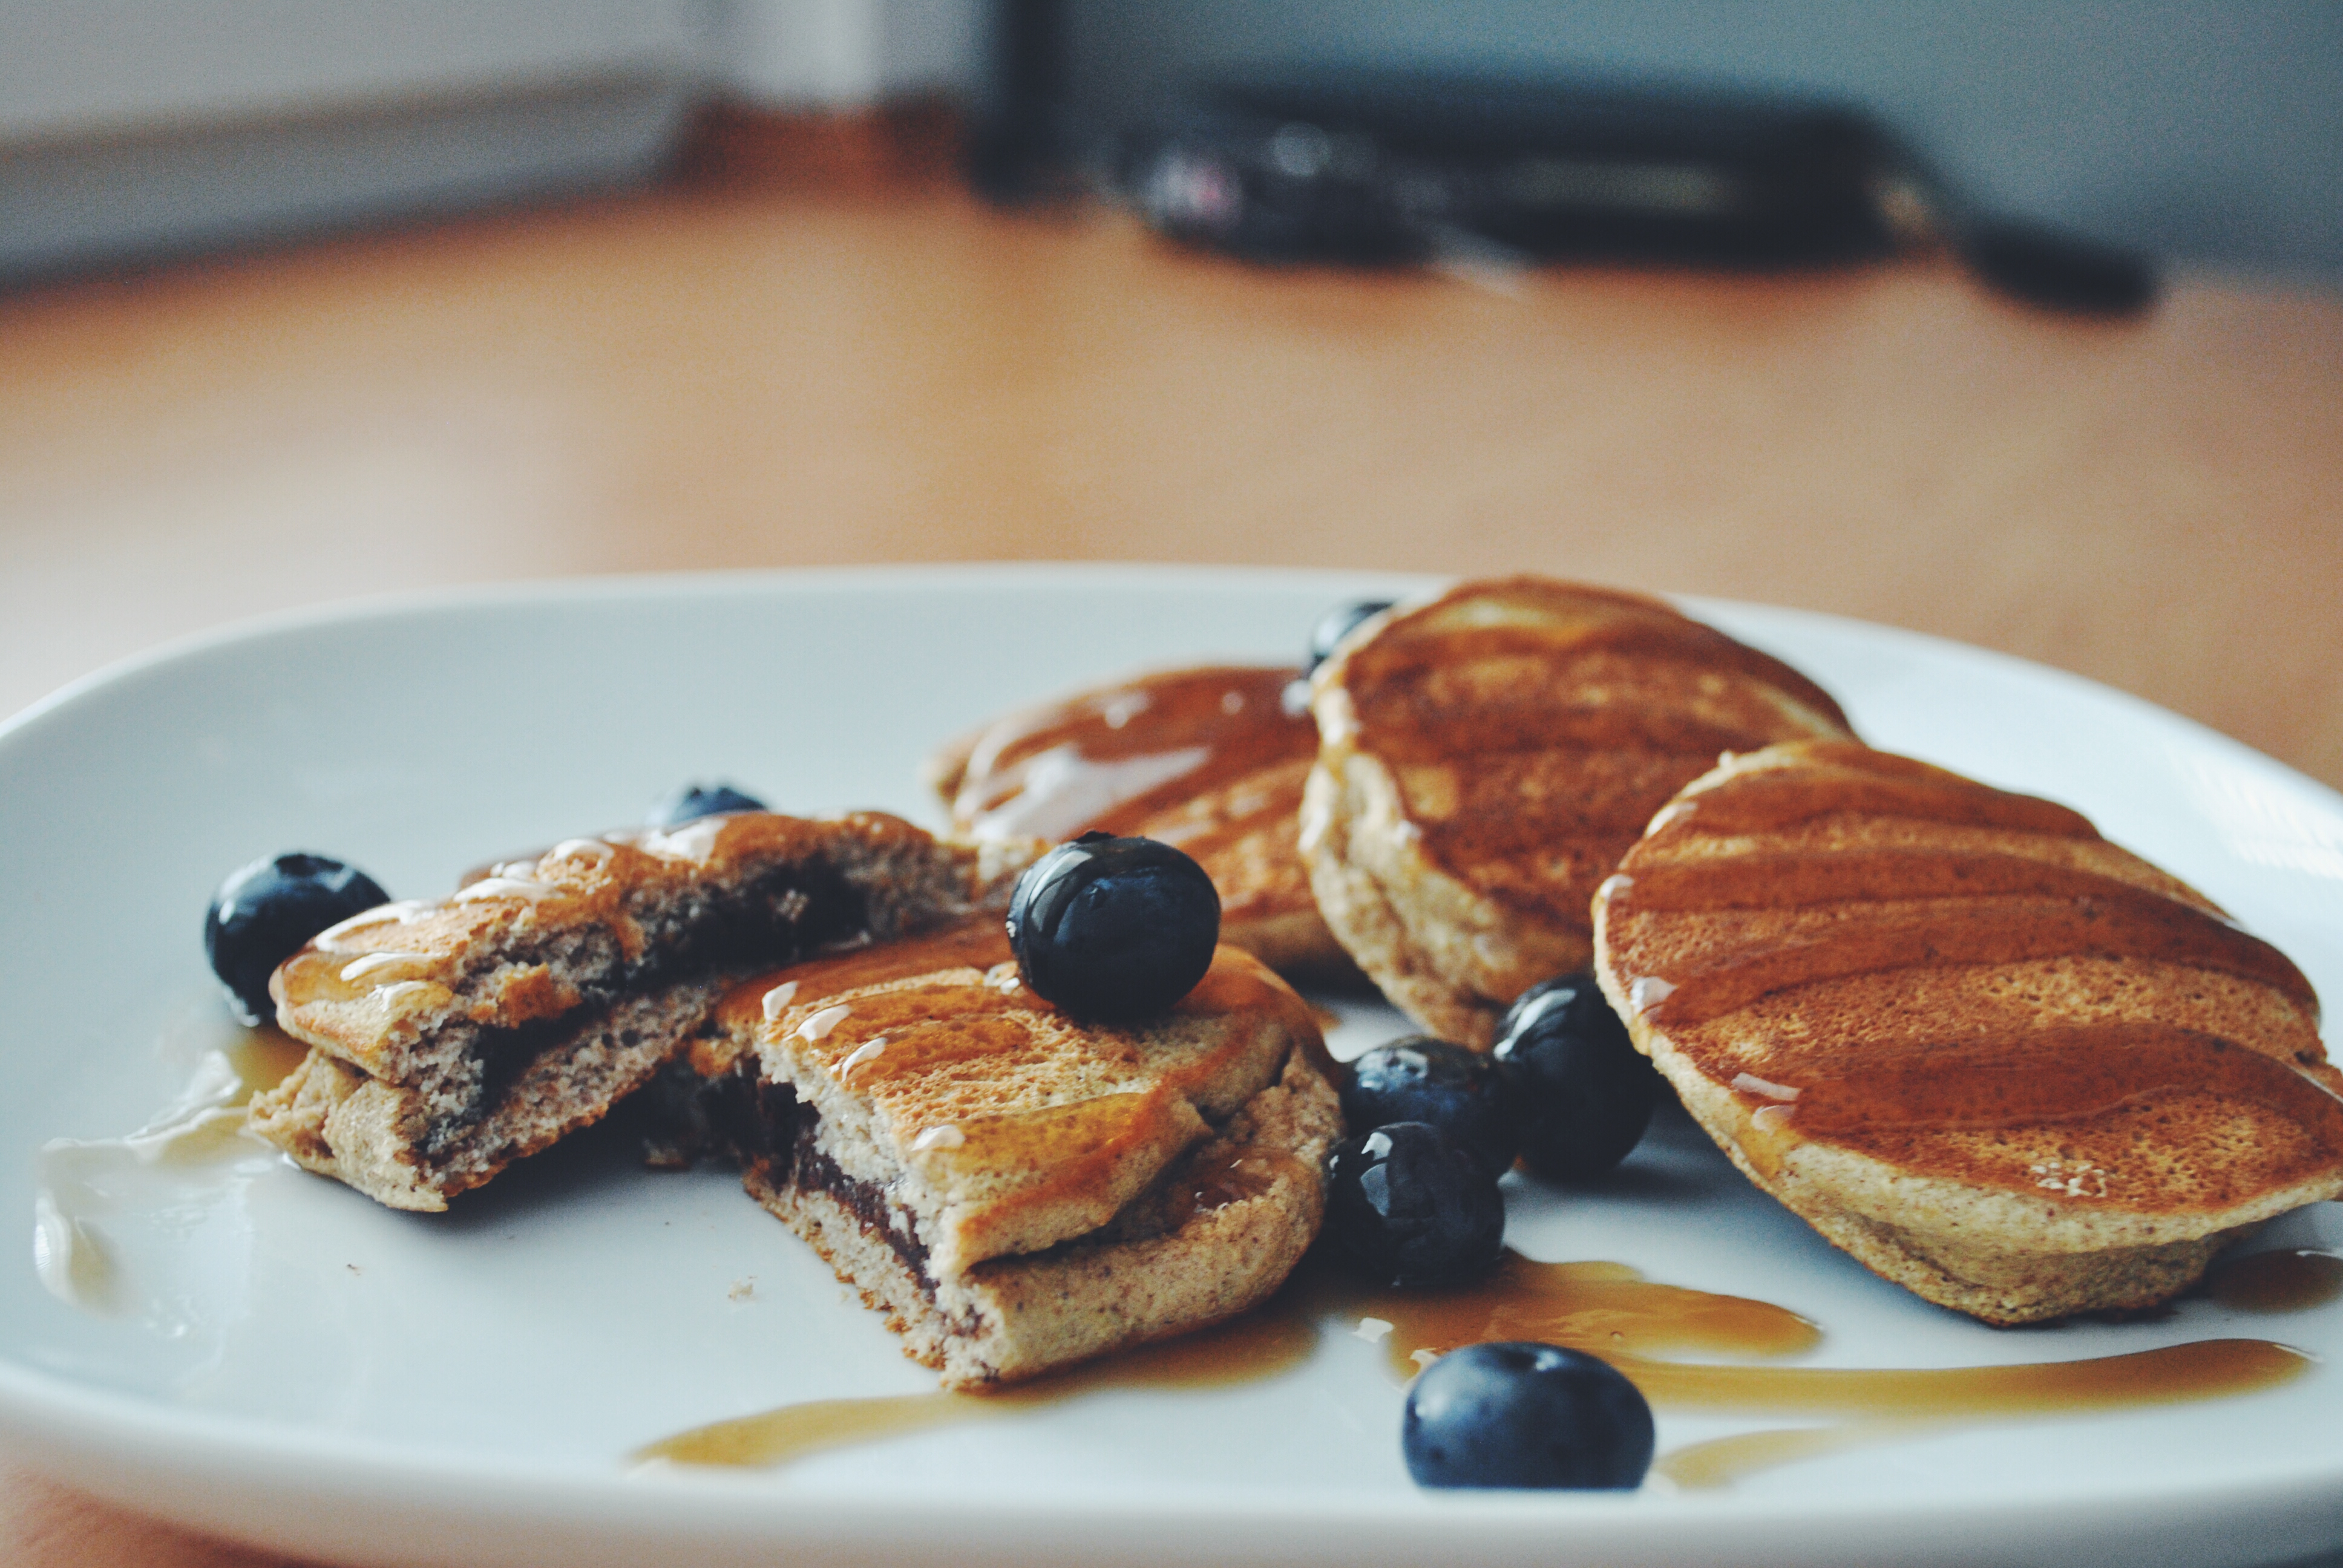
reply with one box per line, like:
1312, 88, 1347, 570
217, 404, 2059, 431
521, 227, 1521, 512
1619, 848, 2204, 916
1352, 707, 1780, 769
228, 1027, 313, 1097
719, 919, 1014, 1034
1626, 886, 2313, 1030
1653, 1420, 1930, 1490
636, 1307, 1317, 1468
1611, 750, 2289, 997
1661, 770, 2099, 838
1701, 1024, 2343, 1202
1338, 1252, 1817, 1370
635, 1249, 2312, 1481
1649, 1337, 2314, 1489
948, 667, 1316, 852
1337, 613, 1850, 754
1337, 596, 1852, 745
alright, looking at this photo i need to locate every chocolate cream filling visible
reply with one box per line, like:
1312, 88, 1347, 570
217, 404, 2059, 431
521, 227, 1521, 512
643, 1055, 1240, 1312
672, 1067, 946, 1290
413, 866, 865, 1155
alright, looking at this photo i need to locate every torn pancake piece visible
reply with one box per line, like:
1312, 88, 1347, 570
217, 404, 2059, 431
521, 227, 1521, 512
249, 812, 1031, 1211
699, 923, 1343, 1387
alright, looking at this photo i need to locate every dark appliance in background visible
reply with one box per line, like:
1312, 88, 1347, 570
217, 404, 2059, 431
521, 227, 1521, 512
967, 2, 2156, 316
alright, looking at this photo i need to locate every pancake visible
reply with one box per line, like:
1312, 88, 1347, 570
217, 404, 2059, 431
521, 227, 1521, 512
249, 812, 1032, 1211
928, 665, 1355, 979
1591, 740, 2343, 1324
690, 920, 1341, 1387
1302, 577, 1855, 1045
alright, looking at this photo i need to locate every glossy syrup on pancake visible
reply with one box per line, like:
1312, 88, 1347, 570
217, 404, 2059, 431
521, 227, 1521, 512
929, 666, 1350, 975
258, 811, 999, 1211
1595, 740, 2343, 1322
1303, 578, 1856, 1045
706, 913, 1342, 1388
722, 920, 1315, 1249
936, 666, 1311, 843
1328, 593, 1853, 936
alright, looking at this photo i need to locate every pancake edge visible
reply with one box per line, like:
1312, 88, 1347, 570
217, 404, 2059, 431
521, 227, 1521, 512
1591, 746, 2343, 1325
750, 1047, 1342, 1388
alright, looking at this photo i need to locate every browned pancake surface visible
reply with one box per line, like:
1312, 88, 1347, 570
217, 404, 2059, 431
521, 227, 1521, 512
1305, 577, 1854, 1044
706, 921, 1338, 1385
1594, 740, 2343, 1320
731, 923, 1317, 1274
930, 665, 1348, 975
252, 812, 1015, 1210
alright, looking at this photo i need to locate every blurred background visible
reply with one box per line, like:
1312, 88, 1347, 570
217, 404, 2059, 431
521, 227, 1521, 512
2, 0, 2341, 765
6, 1, 2339, 281
2, 8, 2342, 1563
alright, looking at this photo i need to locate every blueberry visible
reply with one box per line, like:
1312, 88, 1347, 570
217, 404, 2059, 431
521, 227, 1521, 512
1492, 973, 1661, 1181
1403, 1341, 1654, 1490
1006, 833, 1220, 1021
1342, 1037, 1517, 1180
1325, 1122, 1505, 1287
1307, 599, 1395, 671
646, 782, 767, 829
205, 853, 391, 1025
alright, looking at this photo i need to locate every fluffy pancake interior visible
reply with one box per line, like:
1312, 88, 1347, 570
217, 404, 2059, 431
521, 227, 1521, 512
251, 814, 1014, 1210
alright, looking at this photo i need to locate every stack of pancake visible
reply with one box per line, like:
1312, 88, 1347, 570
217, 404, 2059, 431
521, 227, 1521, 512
253, 571, 2342, 1364
934, 575, 2343, 1323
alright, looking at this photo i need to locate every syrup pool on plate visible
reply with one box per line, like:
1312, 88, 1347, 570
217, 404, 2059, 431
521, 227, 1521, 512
639, 1244, 2331, 1486
43, 1014, 2336, 1494
34, 1012, 307, 1327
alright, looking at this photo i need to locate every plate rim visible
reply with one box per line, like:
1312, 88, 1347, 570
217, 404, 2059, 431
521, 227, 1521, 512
9, 560, 2310, 800
4, 561, 2339, 1567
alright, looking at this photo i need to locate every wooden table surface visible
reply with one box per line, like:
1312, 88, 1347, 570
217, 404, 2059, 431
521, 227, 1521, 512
3, 116, 2341, 1566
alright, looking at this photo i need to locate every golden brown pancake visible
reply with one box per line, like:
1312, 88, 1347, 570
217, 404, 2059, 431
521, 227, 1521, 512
1593, 740, 2343, 1324
249, 813, 1032, 1210
928, 665, 1354, 978
697, 921, 1342, 1387
1302, 577, 1855, 1045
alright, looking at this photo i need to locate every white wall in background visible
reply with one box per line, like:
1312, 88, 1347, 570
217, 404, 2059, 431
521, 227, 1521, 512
0, 0, 983, 275
877, 0, 983, 99
0, 0, 707, 143
710, 0, 981, 107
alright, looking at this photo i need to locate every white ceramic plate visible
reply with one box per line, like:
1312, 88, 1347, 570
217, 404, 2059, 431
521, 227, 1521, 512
3, 566, 2341, 1568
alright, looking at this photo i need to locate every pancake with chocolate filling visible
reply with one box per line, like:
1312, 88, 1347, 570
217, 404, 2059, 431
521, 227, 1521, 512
689, 920, 1341, 1388
927, 665, 1354, 979
1302, 577, 1855, 1045
249, 813, 1031, 1211
1592, 740, 2343, 1324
